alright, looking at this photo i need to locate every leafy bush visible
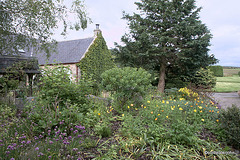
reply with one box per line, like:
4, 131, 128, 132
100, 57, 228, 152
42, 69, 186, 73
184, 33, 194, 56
101, 67, 151, 109
190, 68, 216, 89
208, 65, 223, 77
38, 65, 92, 113
218, 105, 240, 149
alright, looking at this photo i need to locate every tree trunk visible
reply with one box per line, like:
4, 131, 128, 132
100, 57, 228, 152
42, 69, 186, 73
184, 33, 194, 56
157, 62, 166, 93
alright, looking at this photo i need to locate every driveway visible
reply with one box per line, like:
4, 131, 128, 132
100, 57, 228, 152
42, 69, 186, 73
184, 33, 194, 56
211, 92, 240, 110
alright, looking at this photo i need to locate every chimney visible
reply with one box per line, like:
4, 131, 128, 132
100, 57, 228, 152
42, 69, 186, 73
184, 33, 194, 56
94, 24, 101, 37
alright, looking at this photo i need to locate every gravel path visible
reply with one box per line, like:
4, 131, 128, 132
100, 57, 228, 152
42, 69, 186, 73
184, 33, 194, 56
211, 92, 240, 110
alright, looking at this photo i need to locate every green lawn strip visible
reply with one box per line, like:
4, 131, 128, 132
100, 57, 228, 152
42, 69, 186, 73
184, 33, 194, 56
214, 82, 240, 92
216, 77, 240, 83
214, 77, 240, 92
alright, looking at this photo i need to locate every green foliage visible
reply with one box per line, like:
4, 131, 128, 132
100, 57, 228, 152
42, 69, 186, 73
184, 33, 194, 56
1, 0, 90, 56
114, 0, 217, 92
94, 121, 112, 138
190, 68, 216, 89
38, 65, 92, 113
101, 67, 151, 108
0, 60, 34, 94
208, 65, 224, 77
218, 105, 240, 149
78, 33, 115, 94
238, 71, 240, 77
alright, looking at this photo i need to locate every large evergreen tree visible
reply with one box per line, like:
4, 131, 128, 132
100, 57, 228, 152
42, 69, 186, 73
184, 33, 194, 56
0, 0, 90, 56
114, 0, 217, 93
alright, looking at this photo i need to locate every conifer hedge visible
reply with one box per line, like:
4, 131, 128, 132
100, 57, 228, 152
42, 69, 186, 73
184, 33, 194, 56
208, 65, 223, 77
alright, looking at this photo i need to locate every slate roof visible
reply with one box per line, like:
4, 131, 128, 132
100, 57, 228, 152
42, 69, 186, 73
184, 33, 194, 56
24, 37, 95, 65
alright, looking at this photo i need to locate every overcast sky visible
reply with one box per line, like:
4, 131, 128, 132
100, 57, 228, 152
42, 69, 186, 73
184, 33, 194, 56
54, 0, 240, 67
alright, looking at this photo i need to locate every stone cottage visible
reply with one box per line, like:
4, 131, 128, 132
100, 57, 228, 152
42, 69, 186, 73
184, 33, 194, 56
24, 24, 103, 80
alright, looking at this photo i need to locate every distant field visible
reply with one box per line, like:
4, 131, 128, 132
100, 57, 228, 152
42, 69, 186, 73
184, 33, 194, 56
214, 77, 240, 92
223, 68, 240, 77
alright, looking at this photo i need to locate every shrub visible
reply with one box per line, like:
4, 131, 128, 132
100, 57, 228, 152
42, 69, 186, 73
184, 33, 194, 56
190, 68, 216, 89
38, 65, 92, 113
101, 67, 151, 109
208, 65, 223, 77
218, 105, 240, 149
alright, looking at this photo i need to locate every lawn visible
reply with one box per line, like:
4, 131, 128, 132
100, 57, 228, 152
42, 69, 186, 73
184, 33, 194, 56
214, 77, 240, 92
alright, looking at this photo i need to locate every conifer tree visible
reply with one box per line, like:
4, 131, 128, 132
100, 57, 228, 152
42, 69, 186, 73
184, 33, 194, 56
114, 0, 217, 93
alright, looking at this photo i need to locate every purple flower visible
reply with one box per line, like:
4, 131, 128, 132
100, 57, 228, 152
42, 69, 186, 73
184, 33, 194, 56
35, 147, 39, 151
5, 151, 10, 154
10, 158, 15, 160
68, 136, 72, 140
70, 128, 73, 131
48, 148, 51, 151
0, 139, 2, 143
27, 141, 31, 144
77, 134, 82, 138
73, 130, 78, 134
72, 148, 78, 151
49, 141, 53, 144
21, 141, 26, 144
48, 156, 52, 159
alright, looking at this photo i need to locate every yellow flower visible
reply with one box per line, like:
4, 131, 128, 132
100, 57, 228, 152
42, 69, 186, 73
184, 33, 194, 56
166, 101, 169, 104
131, 104, 134, 106
122, 114, 124, 117
155, 118, 158, 121
147, 101, 150, 103
201, 119, 204, 122
217, 111, 219, 114
57, 106, 59, 109
216, 119, 219, 122
144, 106, 146, 109
162, 100, 165, 103
179, 98, 185, 101
156, 105, 159, 107
59, 112, 61, 114
212, 110, 214, 112
135, 108, 138, 110
199, 106, 202, 109
127, 106, 130, 109
171, 106, 174, 110
200, 110, 202, 113
158, 114, 160, 116
98, 113, 101, 116
151, 111, 153, 114
166, 116, 169, 119
194, 109, 197, 112
179, 107, 183, 111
